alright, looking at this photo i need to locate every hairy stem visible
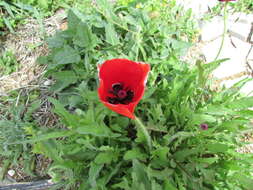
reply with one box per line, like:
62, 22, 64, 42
214, 2, 228, 61
135, 117, 152, 150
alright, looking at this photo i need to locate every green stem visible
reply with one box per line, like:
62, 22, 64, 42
214, 2, 228, 61
135, 117, 152, 150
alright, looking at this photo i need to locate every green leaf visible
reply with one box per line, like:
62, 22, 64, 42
203, 58, 229, 74
165, 131, 195, 145
3, 17, 14, 33
76, 122, 120, 137
196, 157, 218, 165
199, 168, 215, 184
47, 33, 65, 49
53, 45, 81, 65
67, 9, 83, 30
202, 105, 235, 116
0, 2, 14, 17
190, 113, 216, 125
95, 152, 114, 164
49, 98, 80, 128
112, 178, 131, 190
152, 146, 169, 162
50, 71, 78, 92
7, 130, 75, 145
24, 100, 41, 121
38, 0, 48, 9
235, 109, 253, 117
103, 162, 122, 185
205, 143, 229, 153
227, 96, 253, 109
168, 39, 191, 55
173, 148, 199, 162
233, 173, 253, 190
105, 23, 119, 45
96, 0, 120, 24
68, 95, 83, 107
164, 180, 178, 190
132, 160, 151, 190
221, 119, 249, 132
124, 148, 147, 160
88, 162, 104, 187
135, 117, 152, 150
0, 160, 11, 180
73, 22, 98, 49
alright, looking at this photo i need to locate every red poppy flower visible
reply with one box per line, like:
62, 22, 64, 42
98, 59, 150, 119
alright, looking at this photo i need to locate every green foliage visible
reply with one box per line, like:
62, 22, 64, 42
26, 1, 253, 189
230, 0, 253, 13
205, 0, 253, 20
0, 0, 91, 35
1, 0, 253, 189
0, 50, 19, 75
0, 0, 40, 35
0, 91, 40, 179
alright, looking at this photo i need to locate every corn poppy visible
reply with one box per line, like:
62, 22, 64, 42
98, 59, 150, 119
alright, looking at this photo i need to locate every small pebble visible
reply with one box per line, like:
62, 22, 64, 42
8, 170, 15, 177
43, 80, 52, 86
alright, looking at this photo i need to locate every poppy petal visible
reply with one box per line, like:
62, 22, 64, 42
98, 59, 150, 119
102, 101, 136, 119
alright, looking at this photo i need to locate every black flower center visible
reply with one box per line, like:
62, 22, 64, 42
107, 83, 134, 104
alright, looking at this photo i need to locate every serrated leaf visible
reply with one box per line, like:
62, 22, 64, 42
203, 58, 229, 74
132, 160, 151, 190
73, 22, 98, 49
173, 148, 199, 162
50, 71, 78, 92
67, 9, 83, 30
190, 113, 216, 125
202, 105, 235, 116
227, 96, 253, 109
168, 39, 191, 55
124, 148, 147, 160
49, 97, 80, 128
152, 146, 169, 162
221, 119, 249, 132
103, 162, 122, 185
105, 23, 119, 45
165, 131, 195, 145
95, 152, 114, 164
88, 162, 104, 187
68, 95, 83, 107
7, 130, 75, 145
53, 45, 81, 65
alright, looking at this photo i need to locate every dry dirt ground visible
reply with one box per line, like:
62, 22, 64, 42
0, 9, 67, 95
0, 9, 67, 185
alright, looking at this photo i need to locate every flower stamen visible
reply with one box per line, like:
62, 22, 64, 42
107, 83, 134, 104
118, 90, 127, 99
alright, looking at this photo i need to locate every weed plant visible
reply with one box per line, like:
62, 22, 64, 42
0, 0, 253, 189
